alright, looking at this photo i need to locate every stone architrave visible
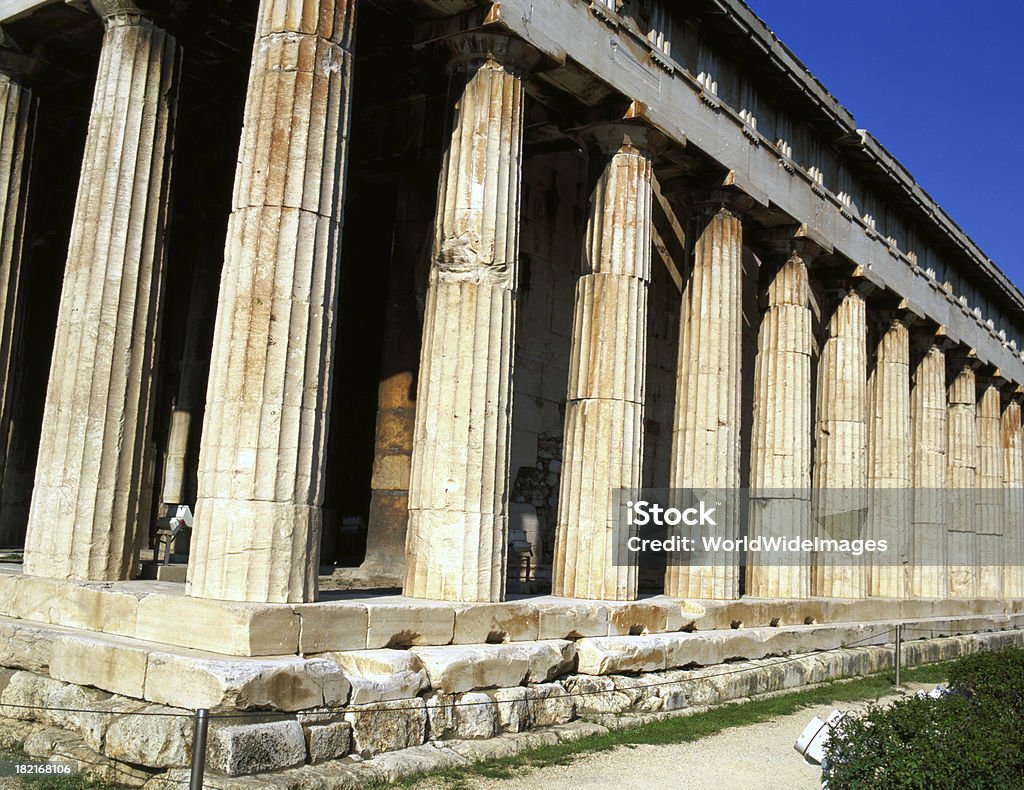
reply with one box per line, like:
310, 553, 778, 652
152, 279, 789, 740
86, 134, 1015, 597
910, 343, 947, 598
187, 0, 356, 603
867, 319, 910, 599
747, 252, 812, 599
0, 60, 35, 547
1001, 399, 1024, 599
975, 382, 1004, 597
946, 362, 978, 598
23, 4, 178, 580
812, 290, 868, 599
665, 204, 743, 600
552, 123, 655, 602
403, 34, 537, 603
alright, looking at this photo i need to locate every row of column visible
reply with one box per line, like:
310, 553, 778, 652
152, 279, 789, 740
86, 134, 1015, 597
15, 0, 358, 603
12, 9, 1024, 606
401, 25, 1024, 604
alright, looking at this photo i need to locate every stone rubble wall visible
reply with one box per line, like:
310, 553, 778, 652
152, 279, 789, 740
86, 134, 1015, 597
0, 614, 1022, 785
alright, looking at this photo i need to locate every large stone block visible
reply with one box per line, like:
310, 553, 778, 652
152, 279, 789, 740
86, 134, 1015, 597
425, 691, 498, 740
345, 698, 427, 756
305, 720, 352, 764
0, 617, 54, 673
8, 577, 140, 637
293, 601, 368, 653
135, 594, 300, 656
50, 634, 149, 698
364, 598, 455, 649
575, 636, 668, 675
102, 704, 193, 769
533, 598, 608, 639
529, 683, 576, 726
605, 600, 677, 636
328, 648, 427, 705
491, 687, 530, 733
208, 720, 306, 776
412, 641, 575, 694
452, 601, 540, 644
144, 653, 349, 712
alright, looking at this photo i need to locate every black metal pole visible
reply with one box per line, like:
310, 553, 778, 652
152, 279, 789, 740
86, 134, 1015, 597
190, 708, 209, 790
894, 624, 903, 687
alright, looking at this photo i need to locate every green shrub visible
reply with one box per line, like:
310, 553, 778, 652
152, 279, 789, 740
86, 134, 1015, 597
822, 648, 1024, 789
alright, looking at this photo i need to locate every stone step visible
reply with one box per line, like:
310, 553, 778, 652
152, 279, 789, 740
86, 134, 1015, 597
2, 567, 1020, 658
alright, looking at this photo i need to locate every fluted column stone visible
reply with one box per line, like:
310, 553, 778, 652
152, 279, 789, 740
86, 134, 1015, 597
665, 205, 742, 600
402, 34, 536, 603
23, 6, 178, 580
159, 265, 217, 507
0, 62, 35, 547
812, 290, 867, 598
747, 252, 812, 599
946, 362, 977, 598
1002, 399, 1024, 599
867, 319, 911, 598
910, 343, 947, 598
552, 123, 654, 602
975, 382, 1004, 597
187, 0, 356, 603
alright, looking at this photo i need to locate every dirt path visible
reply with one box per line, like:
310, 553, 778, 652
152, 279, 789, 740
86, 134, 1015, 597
414, 685, 934, 790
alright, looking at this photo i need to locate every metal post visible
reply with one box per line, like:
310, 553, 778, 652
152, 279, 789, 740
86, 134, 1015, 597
190, 708, 209, 790
894, 624, 903, 687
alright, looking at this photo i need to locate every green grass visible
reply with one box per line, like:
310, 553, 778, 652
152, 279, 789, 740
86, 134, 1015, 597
378, 662, 949, 789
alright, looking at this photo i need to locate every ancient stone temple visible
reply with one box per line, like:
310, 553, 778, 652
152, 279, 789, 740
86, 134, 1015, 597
0, 0, 1022, 783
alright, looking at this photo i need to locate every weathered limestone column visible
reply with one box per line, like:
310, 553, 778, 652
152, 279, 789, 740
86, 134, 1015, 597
187, 0, 356, 603
747, 252, 812, 599
403, 34, 536, 603
1002, 398, 1024, 599
867, 319, 911, 598
159, 265, 217, 508
910, 343, 947, 598
0, 58, 35, 547
665, 203, 743, 600
975, 381, 1004, 597
946, 361, 978, 598
812, 290, 867, 599
552, 123, 654, 602
22, 4, 178, 580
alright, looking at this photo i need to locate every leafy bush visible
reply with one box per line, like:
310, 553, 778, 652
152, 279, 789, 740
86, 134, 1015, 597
822, 648, 1024, 789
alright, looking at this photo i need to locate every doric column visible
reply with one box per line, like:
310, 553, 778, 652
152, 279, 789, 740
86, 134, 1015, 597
1002, 398, 1024, 599
812, 289, 868, 598
665, 202, 743, 600
946, 360, 977, 598
159, 265, 217, 508
975, 381, 1004, 597
747, 251, 812, 599
0, 56, 35, 547
552, 123, 654, 602
187, 0, 356, 603
910, 342, 947, 598
867, 319, 911, 598
402, 34, 536, 603
22, 4, 178, 580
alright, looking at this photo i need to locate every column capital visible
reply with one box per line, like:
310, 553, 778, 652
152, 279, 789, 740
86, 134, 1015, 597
688, 189, 756, 221
577, 120, 664, 158
89, 0, 145, 26
445, 32, 541, 76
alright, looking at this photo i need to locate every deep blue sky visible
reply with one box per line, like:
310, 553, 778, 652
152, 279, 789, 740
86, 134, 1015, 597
745, 1, 1023, 289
